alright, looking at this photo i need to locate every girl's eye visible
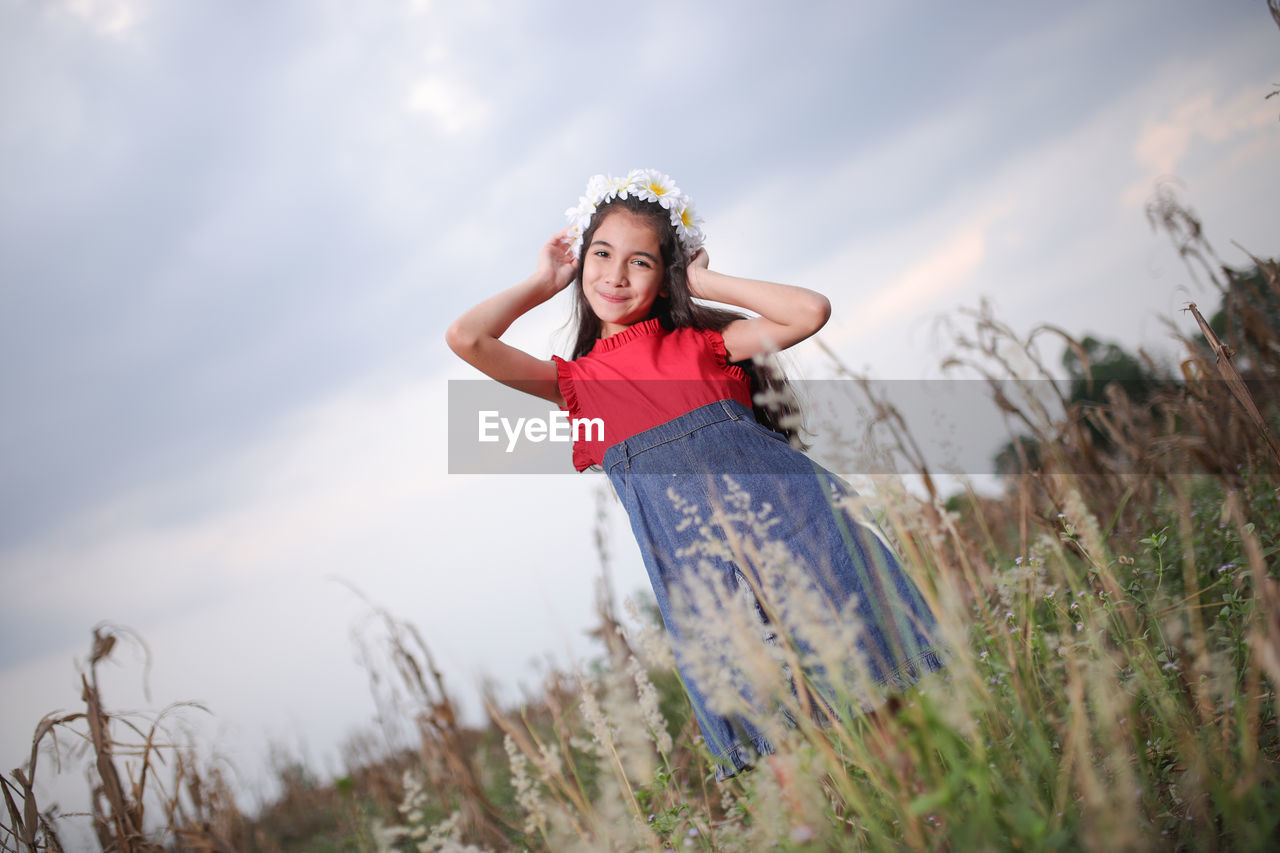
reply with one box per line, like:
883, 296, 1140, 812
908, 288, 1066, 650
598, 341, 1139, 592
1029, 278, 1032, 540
632, 259, 651, 268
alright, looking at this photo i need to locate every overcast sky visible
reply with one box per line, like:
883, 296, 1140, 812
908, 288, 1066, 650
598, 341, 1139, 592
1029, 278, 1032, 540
2, 0, 1277, 808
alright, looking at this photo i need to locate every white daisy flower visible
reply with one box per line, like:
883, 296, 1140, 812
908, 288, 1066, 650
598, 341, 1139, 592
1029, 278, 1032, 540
671, 201, 700, 230
584, 174, 612, 201
681, 225, 706, 254
564, 195, 595, 222
630, 168, 680, 208
671, 201, 705, 253
565, 196, 597, 253
600, 173, 633, 201
564, 169, 705, 256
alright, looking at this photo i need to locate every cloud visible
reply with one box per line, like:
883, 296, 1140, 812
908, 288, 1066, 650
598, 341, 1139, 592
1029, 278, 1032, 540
0, 354, 452, 661
57, 0, 145, 38
405, 74, 492, 135
859, 223, 990, 328
1123, 89, 1276, 205
766, 19, 1271, 380
807, 205, 1001, 371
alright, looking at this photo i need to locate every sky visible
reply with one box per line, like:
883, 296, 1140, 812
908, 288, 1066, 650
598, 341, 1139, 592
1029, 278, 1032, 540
2, 0, 1278, 814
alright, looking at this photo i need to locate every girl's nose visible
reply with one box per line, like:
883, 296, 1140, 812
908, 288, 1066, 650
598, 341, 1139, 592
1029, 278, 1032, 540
606, 259, 627, 285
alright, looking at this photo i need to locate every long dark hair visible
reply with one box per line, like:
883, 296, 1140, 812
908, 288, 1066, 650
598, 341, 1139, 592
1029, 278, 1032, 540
567, 196, 804, 444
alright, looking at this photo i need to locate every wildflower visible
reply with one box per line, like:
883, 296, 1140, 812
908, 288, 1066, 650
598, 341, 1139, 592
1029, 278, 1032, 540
790, 825, 815, 843
629, 655, 673, 754
504, 735, 547, 836
1059, 488, 1105, 561
371, 821, 408, 853
624, 595, 676, 669
579, 685, 613, 756
422, 810, 487, 852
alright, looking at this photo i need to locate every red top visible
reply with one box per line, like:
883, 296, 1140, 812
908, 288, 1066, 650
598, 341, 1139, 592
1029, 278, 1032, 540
553, 318, 754, 471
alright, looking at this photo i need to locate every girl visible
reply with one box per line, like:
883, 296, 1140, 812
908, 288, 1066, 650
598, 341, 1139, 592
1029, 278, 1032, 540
447, 169, 945, 780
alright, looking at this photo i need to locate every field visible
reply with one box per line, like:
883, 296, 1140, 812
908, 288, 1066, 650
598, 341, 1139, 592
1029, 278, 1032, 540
4, 199, 1279, 852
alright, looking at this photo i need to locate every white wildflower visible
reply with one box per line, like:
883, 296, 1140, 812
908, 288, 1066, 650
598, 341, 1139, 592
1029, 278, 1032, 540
629, 655, 673, 755
580, 680, 614, 754
504, 735, 546, 837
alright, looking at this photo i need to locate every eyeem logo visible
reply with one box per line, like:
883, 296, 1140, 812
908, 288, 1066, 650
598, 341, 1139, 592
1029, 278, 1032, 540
478, 410, 604, 453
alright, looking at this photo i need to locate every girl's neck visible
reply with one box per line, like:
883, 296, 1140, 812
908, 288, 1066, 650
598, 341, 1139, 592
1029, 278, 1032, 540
599, 315, 661, 340
589, 317, 664, 352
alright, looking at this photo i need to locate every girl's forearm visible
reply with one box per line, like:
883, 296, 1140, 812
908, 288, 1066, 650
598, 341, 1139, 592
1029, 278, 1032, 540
445, 232, 574, 404
445, 271, 564, 403
689, 267, 831, 332
446, 272, 559, 353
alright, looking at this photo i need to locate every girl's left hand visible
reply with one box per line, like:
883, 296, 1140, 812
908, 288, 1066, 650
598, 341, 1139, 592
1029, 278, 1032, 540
686, 248, 710, 295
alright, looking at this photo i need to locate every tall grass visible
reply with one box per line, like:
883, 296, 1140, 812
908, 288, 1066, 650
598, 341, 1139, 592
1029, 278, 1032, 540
348, 208, 1280, 850
4, 209, 1279, 852
1, 625, 256, 852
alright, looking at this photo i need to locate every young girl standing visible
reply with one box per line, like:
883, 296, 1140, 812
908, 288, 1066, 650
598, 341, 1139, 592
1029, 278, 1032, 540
447, 169, 945, 780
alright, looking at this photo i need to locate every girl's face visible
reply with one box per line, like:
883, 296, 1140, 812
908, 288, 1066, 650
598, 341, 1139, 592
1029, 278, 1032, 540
581, 209, 666, 337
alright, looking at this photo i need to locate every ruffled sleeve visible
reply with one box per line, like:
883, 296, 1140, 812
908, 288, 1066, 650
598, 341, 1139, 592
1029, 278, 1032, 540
696, 327, 750, 384
551, 355, 580, 417
551, 355, 597, 472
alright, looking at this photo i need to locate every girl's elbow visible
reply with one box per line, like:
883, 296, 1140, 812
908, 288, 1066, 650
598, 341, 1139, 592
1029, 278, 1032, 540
445, 320, 477, 357
805, 294, 832, 334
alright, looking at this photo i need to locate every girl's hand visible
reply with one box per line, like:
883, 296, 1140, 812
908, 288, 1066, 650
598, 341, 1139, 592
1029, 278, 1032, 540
537, 229, 580, 293
686, 247, 710, 296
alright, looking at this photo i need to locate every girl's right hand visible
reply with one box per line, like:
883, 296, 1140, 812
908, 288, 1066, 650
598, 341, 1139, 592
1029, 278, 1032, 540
537, 229, 579, 293
686, 247, 710, 296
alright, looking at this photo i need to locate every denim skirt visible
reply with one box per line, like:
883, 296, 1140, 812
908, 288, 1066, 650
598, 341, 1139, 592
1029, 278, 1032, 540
603, 399, 945, 779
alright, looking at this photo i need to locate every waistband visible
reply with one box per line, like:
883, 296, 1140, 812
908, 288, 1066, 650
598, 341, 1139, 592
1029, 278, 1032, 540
602, 398, 754, 470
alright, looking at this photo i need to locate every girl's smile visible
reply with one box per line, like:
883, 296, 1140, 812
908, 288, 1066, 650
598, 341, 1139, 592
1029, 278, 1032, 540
582, 209, 666, 337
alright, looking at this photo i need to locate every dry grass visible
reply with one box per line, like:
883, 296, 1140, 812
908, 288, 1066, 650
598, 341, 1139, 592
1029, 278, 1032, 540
4, 191, 1280, 851
2, 625, 256, 852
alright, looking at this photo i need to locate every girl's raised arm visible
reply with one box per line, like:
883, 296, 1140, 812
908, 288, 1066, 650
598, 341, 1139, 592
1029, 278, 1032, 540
686, 251, 832, 362
444, 231, 576, 405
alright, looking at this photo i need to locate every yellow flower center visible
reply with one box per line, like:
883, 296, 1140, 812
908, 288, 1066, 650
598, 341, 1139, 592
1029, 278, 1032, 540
680, 208, 692, 227
649, 182, 667, 196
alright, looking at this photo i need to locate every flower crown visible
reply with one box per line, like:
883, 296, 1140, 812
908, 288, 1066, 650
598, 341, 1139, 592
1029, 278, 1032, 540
564, 169, 705, 258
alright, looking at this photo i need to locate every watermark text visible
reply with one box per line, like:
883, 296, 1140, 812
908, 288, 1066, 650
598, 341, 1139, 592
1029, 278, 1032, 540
478, 410, 604, 453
